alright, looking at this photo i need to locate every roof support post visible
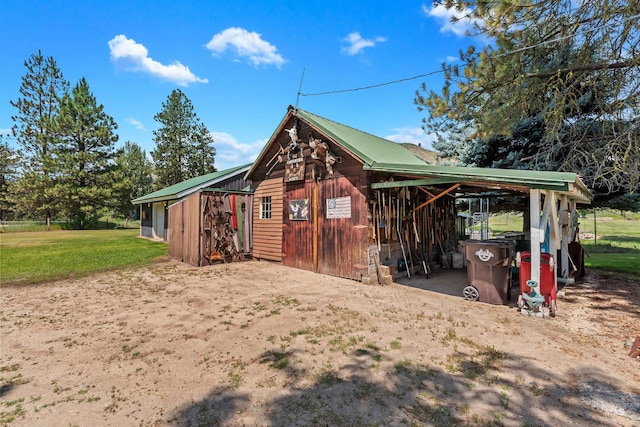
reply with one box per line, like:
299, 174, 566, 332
529, 189, 541, 283
547, 191, 559, 292
559, 195, 570, 279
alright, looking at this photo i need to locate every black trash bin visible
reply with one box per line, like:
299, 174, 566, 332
464, 239, 515, 305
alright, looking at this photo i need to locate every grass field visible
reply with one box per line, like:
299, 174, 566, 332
0, 229, 167, 286
488, 210, 640, 276
1, 210, 637, 287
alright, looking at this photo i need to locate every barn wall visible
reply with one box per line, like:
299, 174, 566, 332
252, 114, 373, 279
252, 178, 283, 261
182, 192, 202, 266
168, 200, 184, 262
282, 181, 313, 271
317, 173, 369, 280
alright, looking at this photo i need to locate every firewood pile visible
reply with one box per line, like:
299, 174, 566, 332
202, 194, 244, 264
630, 336, 640, 359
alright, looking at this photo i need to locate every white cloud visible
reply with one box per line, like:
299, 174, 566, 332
423, 4, 484, 38
108, 34, 208, 86
341, 32, 387, 56
206, 27, 285, 68
0, 128, 12, 137
385, 126, 437, 150
127, 118, 146, 131
211, 131, 266, 169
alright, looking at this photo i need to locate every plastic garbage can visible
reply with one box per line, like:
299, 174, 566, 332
464, 239, 515, 305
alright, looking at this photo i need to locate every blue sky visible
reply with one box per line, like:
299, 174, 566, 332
1, 1, 481, 171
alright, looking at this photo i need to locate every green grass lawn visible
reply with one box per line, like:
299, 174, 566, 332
0, 229, 167, 286
487, 210, 640, 277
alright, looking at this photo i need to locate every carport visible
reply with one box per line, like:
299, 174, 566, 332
370, 164, 592, 302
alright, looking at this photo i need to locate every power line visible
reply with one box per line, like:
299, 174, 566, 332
300, 70, 445, 97
300, 12, 640, 97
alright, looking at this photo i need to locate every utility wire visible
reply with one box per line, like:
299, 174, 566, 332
300, 70, 445, 97
300, 12, 640, 97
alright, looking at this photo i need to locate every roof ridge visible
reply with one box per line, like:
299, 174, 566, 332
295, 108, 396, 144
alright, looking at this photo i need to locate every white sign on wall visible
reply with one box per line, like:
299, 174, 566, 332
326, 196, 351, 219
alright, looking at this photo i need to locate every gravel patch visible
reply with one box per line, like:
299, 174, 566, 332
579, 381, 640, 421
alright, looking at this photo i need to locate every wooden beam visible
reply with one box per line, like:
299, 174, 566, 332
415, 184, 460, 211
417, 187, 436, 198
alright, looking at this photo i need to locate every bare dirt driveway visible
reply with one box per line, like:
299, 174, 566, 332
1, 259, 639, 426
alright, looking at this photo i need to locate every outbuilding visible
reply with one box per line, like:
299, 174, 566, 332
132, 164, 251, 241
245, 106, 592, 289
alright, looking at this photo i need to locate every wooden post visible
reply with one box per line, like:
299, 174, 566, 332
560, 195, 570, 279
313, 180, 319, 273
529, 189, 541, 283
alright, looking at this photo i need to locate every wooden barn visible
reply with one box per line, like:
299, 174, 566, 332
132, 164, 251, 242
245, 106, 592, 286
245, 106, 455, 281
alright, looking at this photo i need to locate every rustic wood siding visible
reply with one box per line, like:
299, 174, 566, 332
168, 201, 184, 262
317, 173, 369, 280
182, 193, 201, 266
252, 178, 283, 261
282, 181, 313, 271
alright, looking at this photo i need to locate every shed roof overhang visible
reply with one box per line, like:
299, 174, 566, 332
369, 164, 592, 204
133, 164, 252, 205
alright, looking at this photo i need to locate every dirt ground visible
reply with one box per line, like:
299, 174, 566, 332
1, 259, 639, 426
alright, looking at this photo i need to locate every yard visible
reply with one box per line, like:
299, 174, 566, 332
1, 258, 639, 426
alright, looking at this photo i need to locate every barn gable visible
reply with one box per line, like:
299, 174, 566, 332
245, 106, 431, 279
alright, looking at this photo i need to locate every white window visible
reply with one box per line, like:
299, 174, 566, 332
260, 196, 272, 219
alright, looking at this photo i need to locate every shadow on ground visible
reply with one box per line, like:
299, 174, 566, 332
171, 343, 635, 426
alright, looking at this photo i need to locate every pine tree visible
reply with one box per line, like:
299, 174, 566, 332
115, 141, 153, 223
151, 89, 216, 188
415, 0, 640, 200
55, 77, 119, 229
10, 50, 69, 229
0, 138, 18, 221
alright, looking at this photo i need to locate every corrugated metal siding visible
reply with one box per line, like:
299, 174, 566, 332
317, 173, 369, 280
252, 178, 283, 261
214, 175, 251, 192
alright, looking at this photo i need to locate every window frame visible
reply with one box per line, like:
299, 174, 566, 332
260, 196, 272, 219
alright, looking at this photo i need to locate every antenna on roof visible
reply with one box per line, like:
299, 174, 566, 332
294, 68, 305, 113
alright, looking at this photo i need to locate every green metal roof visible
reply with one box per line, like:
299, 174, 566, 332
294, 108, 429, 168
370, 164, 592, 202
245, 107, 429, 180
132, 163, 252, 204
245, 107, 591, 203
